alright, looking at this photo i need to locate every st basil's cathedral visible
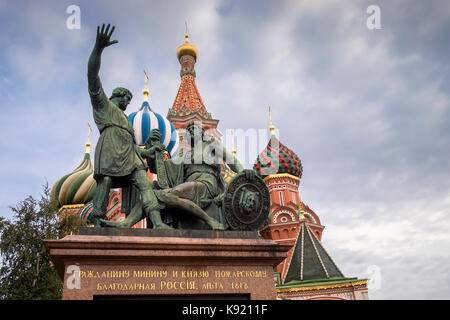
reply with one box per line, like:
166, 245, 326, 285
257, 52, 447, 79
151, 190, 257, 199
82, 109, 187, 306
50, 32, 369, 300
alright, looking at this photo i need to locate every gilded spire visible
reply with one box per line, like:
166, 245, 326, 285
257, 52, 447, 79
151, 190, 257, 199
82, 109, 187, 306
269, 105, 275, 135
185, 21, 189, 42
169, 25, 211, 120
231, 129, 237, 156
86, 122, 92, 154
142, 69, 150, 102
299, 209, 306, 221
176, 23, 199, 61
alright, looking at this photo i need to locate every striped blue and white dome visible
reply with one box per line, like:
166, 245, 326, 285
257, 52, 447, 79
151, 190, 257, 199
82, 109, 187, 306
128, 101, 180, 156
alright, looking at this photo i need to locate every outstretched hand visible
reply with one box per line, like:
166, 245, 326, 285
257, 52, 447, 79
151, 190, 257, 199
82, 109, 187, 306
144, 129, 161, 149
139, 144, 164, 159
149, 129, 161, 143
95, 24, 118, 50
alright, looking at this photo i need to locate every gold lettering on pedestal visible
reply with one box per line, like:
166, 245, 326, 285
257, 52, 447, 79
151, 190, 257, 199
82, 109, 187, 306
215, 270, 231, 278
160, 280, 197, 290
87, 268, 266, 293
202, 282, 224, 290
181, 270, 209, 278
80, 270, 131, 279
96, 282, 156, 291
133, 270, 167, 278
231, 282, 249, 289
214, 270, 267, 278
80, 269, 171, 279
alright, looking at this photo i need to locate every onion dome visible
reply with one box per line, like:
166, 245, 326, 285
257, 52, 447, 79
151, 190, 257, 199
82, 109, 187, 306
254, 135, 303, 179
253, 107, 303, 179
176, 33, 199, 61
51, 132, 97, 208
128, 71, 180, 156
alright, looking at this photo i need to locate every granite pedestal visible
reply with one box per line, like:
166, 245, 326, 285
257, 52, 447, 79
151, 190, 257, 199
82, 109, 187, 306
44, 228, 290, 300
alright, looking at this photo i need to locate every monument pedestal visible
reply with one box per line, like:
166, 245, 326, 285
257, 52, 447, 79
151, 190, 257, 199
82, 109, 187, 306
45, 228, 290, 300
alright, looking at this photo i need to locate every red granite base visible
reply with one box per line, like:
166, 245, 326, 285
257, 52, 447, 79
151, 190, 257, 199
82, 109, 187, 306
44, 234, 290, 300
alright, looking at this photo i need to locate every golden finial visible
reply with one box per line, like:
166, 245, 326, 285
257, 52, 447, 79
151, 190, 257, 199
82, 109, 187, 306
177, 22, 199, 61
185, 21, 189, 42
144, 70, 149, 88
300, 209, 306, 221
269, 105, 275, 135
142, 69, 150, 102
86, 122, 92, 154
231, 129, 237, 156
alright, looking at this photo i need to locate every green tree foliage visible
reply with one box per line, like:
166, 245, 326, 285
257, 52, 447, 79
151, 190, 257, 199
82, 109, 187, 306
0, 184, 85, 299
59, 210, 87, 237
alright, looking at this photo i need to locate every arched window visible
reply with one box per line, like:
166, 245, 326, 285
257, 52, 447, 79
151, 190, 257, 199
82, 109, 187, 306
273, 230, 280, 240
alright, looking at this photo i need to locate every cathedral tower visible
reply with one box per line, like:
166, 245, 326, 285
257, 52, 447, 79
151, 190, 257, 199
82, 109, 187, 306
254, 108, 324, 278
167, 32, 219, 139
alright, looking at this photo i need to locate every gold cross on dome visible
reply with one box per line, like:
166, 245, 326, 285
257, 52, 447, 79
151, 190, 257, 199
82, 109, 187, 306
269, 105, 275, 135
144, 70, 149, 89
87, 122, 92, 143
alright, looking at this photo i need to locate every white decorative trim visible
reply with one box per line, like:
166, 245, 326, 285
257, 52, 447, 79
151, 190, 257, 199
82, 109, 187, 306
273, 210, 296, 223
300, 224, 304, 280
306, 226, 329, 278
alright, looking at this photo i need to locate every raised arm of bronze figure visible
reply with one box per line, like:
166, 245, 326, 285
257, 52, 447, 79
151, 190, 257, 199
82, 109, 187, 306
87, 24, 118, 95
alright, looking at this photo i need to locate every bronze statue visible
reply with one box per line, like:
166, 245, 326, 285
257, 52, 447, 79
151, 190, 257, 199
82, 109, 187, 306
89, 24, 269, 231
88, 24, 169, 229
100, 123, 268, 231
152, 122, 257, 230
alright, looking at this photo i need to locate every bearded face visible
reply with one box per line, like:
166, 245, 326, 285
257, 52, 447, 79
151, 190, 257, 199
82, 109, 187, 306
241, 190, 258, 214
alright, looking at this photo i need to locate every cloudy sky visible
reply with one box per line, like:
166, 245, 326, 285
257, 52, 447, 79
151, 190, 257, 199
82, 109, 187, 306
1, 0, 449, 299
